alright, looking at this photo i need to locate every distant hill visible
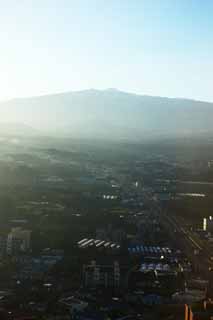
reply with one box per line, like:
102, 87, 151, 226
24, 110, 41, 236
0, 89, 213, 140
0, 122, 39, 137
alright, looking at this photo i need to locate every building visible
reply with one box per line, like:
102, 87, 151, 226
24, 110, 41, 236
184, 301, 213, 320
203, 216, 213, 233
77, 238, 120, 252
128, 245, 172, 256
83, 260, 121, 289
0, 235, 7, 255
7, 227, 31, 255
59, 296, 88, 316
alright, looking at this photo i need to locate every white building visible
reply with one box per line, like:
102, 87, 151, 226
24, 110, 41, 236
203, 216, 213, 232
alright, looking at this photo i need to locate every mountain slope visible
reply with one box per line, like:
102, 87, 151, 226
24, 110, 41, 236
0, 89, 213, 140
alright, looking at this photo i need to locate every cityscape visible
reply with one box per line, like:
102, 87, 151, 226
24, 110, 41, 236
0, 136, 212, 319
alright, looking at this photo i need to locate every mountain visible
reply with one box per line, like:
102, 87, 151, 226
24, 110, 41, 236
0, 122, 39, 136
0, 89, 213, 140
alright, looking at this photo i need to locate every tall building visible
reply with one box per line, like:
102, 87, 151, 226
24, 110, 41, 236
203, 216, 213, 233
0, 235, 7, 255
7, 227, 31, 255
203, 218, 207, 231
83, 260, 121, 289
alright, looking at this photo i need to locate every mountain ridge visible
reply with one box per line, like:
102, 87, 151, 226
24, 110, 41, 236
3, 88, 213, 104
0, 89, 213, 140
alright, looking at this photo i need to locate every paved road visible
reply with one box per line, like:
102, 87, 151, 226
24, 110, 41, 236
158, 179, 213, 186
162, 210, 213, 274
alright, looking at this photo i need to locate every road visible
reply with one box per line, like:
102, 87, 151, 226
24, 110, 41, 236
161, 210, 213, 274
158, 179, 213, 186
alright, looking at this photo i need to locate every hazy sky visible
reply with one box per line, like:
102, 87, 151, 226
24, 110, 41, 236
0, 0, 212, 101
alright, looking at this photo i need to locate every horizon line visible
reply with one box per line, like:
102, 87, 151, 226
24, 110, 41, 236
0, 88, 212, 104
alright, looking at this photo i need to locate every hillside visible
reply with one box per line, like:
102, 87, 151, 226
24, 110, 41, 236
0, 89, 213, 140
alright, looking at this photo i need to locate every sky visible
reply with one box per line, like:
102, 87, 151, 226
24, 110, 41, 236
0, 0, 212, 101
